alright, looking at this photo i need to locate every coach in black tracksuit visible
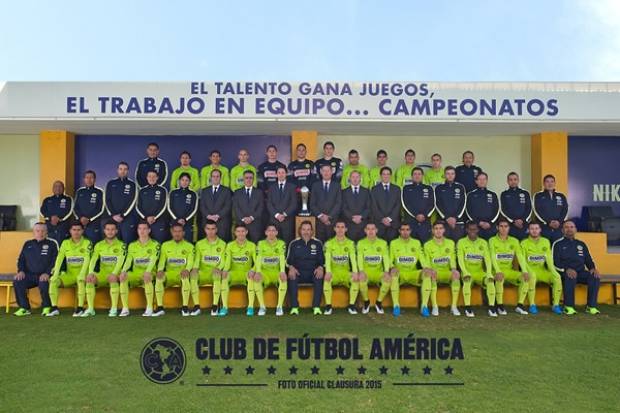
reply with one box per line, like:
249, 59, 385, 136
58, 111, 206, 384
104, 162, 138, 243
168, 172, 198, 242
533, 175, 568, 243
434, 167, 467, 242
40, 181, 73, 244
286, 223, 325, 311
401, 167, 435, 243
137, 171, 169, 244
465, 172, 500, 240
500, 173, 532, 241
74, 171, 105, 243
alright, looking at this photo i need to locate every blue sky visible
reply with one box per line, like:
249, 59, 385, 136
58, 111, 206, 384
1, 0, 618, 81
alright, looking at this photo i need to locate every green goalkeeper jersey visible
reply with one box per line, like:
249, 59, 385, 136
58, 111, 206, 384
395, 164, 416, 188
423, 168, 445, 188
324, 237, 358, 274
520, 236, 559, 275
170, 166, 201, 191
356, 237, 390, 274
157, 239, 194, 273
389, 237, 428, 273
341, 164, 371, 189
122, 238, 159, 273
193, 237, 227, 273
369, 166, 396, 187
223, 240, 257, 273
200, 164, 230, 189
230, 164, 257, 192
423, 238, 456, 271
53, 237, 92, 278
456, 236, 492, 277
88, 238, 126, 276
255, 239, 286, 274
488, 235, 527, 273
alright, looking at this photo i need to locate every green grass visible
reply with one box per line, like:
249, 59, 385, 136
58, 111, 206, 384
2, 305, 619, 413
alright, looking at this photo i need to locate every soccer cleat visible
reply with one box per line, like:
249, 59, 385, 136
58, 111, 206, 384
392, 306, 401, 317
496, 305, 507, 315
275, 307, 284, 316
217, 307, 228, 317
362, 300, 371, 314
210, 305, 219, 316
108, 308, 118, 317
152, 307, 166, 317
190, 306, 201, 316
464, 307, 475, 318
515, 305, 528, 315
375, 301, 384, 315
72, 308, 84, 317
552, 305, 562, 315
347, 305, 358, 315
488, 308, 498, 317
586, 306, 600, 315
80, 308, 96, 317
46, 308, 60, 317
563, 306, 577, 315
421, 306, 430, 317
14, 308, 31, 317
431, 306, 439, 316
41, 307, 51, 316
258, 307, 266, 316
323, 305, 333, 316
290, 307, 299, 315
528, 304, 539, 315
450, 306, 461, 316
142, 308, 153, 317
313, 307, 322, 315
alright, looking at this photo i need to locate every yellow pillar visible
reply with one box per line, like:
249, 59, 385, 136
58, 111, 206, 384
40, 130, 75, 203
291, 130, 318, 160
531, 131, 568, 194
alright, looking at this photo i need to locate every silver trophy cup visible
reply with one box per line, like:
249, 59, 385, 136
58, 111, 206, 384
299, 186, 311, 216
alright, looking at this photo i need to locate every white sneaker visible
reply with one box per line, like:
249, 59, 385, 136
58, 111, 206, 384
210, 308, 219, 316
108, 308, 118, 317
119, 308, 130, 317
375, 304, 385, 315
276, 307, 284, 316
348, 306, 358, 315
258, 307, 266, 316
488, 308, 498, 317
515, 306, 528, 315
362, 303, 370, 314
190, 307, 201, 316
431, 306, 439, 316
72, 309, 84, 317
46, 309, 60, 317
450, 306, 461, 316
496, 306, 508, 316
323, 307, 333, 316
152, 309, 165, 317
142, 308, 153, 317
465, 309, 475, 318
181, 309, 190, 317
80, 308, 96, 317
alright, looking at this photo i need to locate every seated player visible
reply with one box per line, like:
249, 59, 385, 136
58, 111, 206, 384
355, 222, 390, 315
457, 222, 497, 318
521, 222, 563, 315
192, 220, 227, 316
386, 223, 431, 317
83, 221, 126, 317
47, 222, 92, 317
154, 223, 195, 317
323, 220, 358, 316
254, 224, 287, 316
220, 224, 257, 317
168, 172, 198, 242
119, 221, 160, 317
286, 221, 325, 315
423, 222, 461, 316
489, 219, 530, 315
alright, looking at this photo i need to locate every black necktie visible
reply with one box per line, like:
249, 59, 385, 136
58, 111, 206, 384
384, 185, 389, 199
354, 187, 358, 196
246, 188, 251, 199
279, 183, 284, 193
324, 182, 329, 193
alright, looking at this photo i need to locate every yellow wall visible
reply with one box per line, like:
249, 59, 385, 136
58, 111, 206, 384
531, 131, 568, 193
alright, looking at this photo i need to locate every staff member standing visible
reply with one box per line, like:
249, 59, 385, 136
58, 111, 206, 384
500, 172, 532, 241
434, 166, 467, 242
136, 142, 168, 188
266, 166, 297, 245
200, 169, 232, 242
309, 164, 342, 242
12, 223, 58, 316
401, 167, 435, 243
552, 220, 601, 315
232, 170, 264, 243
341, 170, 370, 242
74, 170, 105, 243
286, 221, 325, 315
168, 173, 199, 242
40, 180, 73, 244
533, 174, 568, 243
137, 170, 169, 244
105, 161, 138, 243
466, 172, 500, 240
370, 167, 400, 242
455, 150, 483, 193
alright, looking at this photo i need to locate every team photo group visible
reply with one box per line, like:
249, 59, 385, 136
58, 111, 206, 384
14, 140, 602, 320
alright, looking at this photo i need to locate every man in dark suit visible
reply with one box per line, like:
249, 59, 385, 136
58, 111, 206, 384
370, 166, 401, 242
266, 166, 297, 245
200, 169, 232, 242
341, 170, 371, 242
309, 164, 342, 242
233, 170, 264, 243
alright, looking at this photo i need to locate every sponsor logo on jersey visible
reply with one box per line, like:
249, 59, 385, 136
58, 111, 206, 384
262, 257, 280, 265
527, 255, 545, 263
331, 255, 349, 264
465, 253, 484, 261
232, 256, 250, 263
101, 255, 118, 264
167, 258, 187, 265
202, 256, 220, 264
432, 257, 450, 265
364, 255, 382, 264
67, 256, 85, 265
135, 258, 151, 266
397, 256, 416, 264
495, 253, 514, 261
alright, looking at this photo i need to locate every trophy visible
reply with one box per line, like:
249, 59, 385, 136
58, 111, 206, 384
299, 186, 311, 216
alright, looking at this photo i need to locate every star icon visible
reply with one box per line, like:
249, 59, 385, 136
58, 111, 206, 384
400, 366, 410, 375
223, 366, 233, 375
423, 366, 432, 375
202, 366, 211, 375
444, 366, 454, 375
336, 365, 345, 375
379, 365, 388, 375
289, 365, 298, 375
267, 365, 277, 375
357, 365, 367, 375
246, 365, 255, 375
311, 365, 320, 375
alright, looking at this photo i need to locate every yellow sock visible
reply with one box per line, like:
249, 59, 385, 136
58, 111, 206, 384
110, 282, 120, 310
190, 275, 200, 307
85, 282, 96, 310
323, 279, 333, 305
255, 281, 265, 308
359, 281, 369, 301
144, 281, 154, 310
247, 279, 255, 308
155, 278, 165, 307
77, 278, 86, 307
181, 277, 191, 306
277, 279, 287, 308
